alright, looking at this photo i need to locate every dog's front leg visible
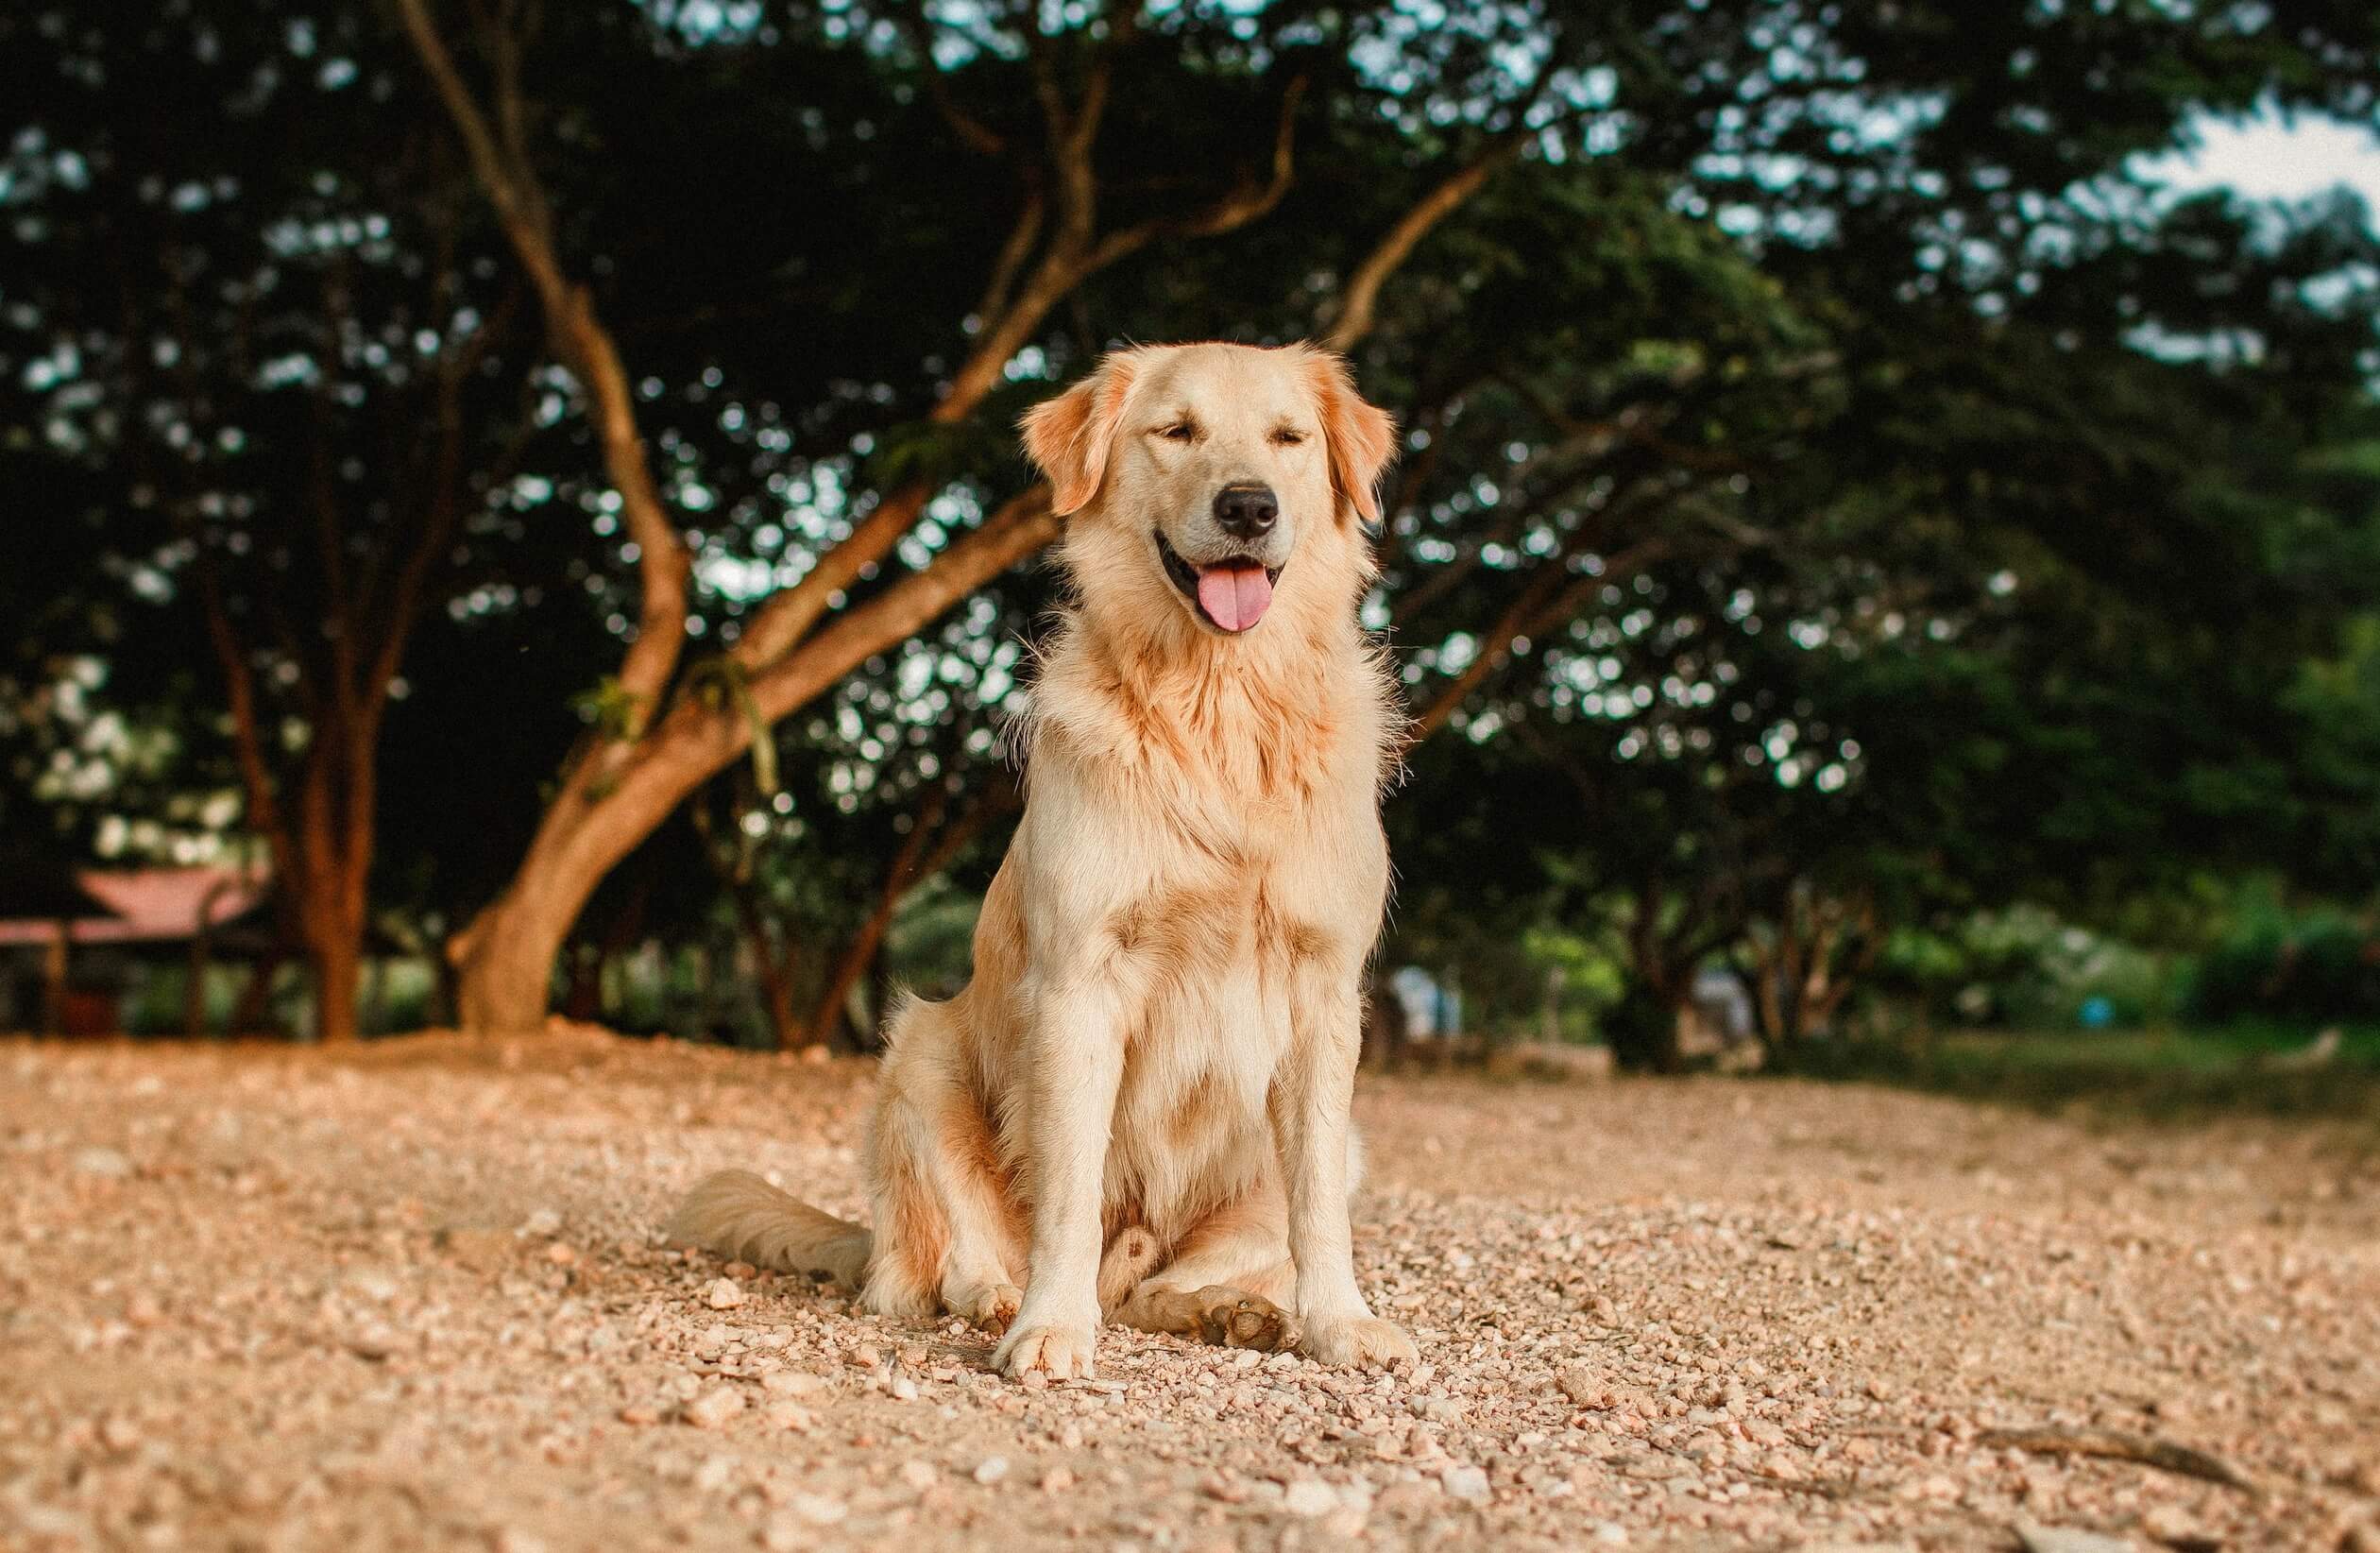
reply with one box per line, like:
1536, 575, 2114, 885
993, 979, 1124, 1382
1274, 973, 1417, 1369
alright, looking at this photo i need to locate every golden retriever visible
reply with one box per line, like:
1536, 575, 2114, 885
670, 342, 1415, 1378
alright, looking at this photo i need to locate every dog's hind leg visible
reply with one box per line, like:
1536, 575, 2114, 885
864, 996, 1027, 1332
1111, 1190, 1296, 1353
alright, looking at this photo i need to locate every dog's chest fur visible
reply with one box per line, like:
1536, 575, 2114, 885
1012, 629, 1396, 1238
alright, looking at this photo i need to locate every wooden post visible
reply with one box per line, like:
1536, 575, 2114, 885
41, 922, 68, 1036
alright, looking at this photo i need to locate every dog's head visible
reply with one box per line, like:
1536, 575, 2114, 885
1022, 343, 1395, 639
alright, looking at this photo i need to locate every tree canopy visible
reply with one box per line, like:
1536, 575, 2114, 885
4, 0, 2376, 1055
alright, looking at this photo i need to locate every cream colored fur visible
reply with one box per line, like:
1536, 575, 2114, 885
670, 342, 1415, 1378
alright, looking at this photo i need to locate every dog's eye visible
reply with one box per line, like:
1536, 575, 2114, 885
1155, 422, 1197, 442
1270, 428, 1307, 447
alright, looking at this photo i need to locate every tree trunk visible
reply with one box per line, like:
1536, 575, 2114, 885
454, 876, 571, 1033
309, 923, 362, 1045
229, 946, 283, 1037
1607, 878, 1694, 1073
1801, 898, 1879, 1037
560, 942, 601, 1024
450, 499, 1057, 1032
1745, 890, 1875, 1061
799, 777, 1012, 1050
40, 925, 69, 1037
301, 856, 366, 1044
863, 934, 893, 1053
806, 910, 895, 1052
431, 943, 461, 1031
1606, 977, 1689, 1073
756, 957, 803, 1052
295, 770, 370, 1044
726, 883, 803, 1052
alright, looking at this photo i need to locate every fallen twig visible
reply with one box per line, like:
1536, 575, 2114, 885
1980, 1425, 2258, 1494
1742, 1468, 1863, 1501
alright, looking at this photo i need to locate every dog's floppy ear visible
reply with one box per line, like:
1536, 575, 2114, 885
1305, 350, 1397, 528
1021, 353, 1139, 517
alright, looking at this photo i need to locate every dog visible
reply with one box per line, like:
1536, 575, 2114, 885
670, 341, 1415, 1379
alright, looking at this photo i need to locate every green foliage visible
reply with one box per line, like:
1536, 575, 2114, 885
574, 678, 653, 742
885, 884, 986, 1001
2189, 895, 2380, 1024
1880, 907, 2185, 1030
1772, 1027, 2380, 1130
2286, 613, 2380, 887
6, 0, 2380, 1052
683, 659, 780, 799
1519, 926, 1627, 1042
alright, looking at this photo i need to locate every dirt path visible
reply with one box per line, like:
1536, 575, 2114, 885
3, 1032, 2376, 1552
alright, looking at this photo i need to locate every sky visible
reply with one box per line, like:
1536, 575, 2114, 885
2138, 107, 2380, 227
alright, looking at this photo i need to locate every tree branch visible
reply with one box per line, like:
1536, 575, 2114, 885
395, 0, 690, 716
1408, 533, 1676, 741
975, 189, 1046, 331
735, 60, 1302, 674
744, 486, 1060, 725
1081, 75, 1307, 272
894, 3, 1010, 158
1321, 131, 1525, 352
190, 550, 296, 898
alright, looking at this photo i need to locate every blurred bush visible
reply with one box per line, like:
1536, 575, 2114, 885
2189, 898, 2380, 1024
1878, 906, 2183, 1031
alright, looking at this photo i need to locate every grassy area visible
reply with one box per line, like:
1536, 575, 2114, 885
1772, 1023, 2380, 1127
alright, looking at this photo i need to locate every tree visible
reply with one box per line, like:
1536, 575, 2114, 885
9, 0, 2379, 1052
0, 2, 572, 1039
1380, 156, 2380, 1066
393, 0, 1563, 1030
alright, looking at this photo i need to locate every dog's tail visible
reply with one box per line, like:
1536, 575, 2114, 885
666, 1169, 872, 1288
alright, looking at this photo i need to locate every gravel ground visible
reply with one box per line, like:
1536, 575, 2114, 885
3, 1030, 2376, 1553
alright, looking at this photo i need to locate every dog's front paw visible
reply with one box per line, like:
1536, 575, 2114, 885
994, 1322, 1097, 1381
1299, 1312, 1417, 1369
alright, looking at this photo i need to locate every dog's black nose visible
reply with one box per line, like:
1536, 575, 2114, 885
1213, 484, 1279, 538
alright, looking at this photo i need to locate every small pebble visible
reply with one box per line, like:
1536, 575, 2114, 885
784, 1493, 846, 1527
1442, 1464, 1490, 1502
72, 1148, 132, 1178
683, 1385, 745, 1429
1284, 1479, 1338, 1517
2015, 1525, 2134, 1553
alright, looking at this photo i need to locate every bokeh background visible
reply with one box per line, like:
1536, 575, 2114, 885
6, 0, 2380, 1116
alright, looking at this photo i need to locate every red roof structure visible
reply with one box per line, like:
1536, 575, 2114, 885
0, 865, 270, 947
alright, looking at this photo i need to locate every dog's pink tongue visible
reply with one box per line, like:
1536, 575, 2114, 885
1196, 563, 1272, 632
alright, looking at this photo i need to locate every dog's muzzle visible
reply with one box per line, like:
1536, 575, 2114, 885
1157, 530, 1284, 633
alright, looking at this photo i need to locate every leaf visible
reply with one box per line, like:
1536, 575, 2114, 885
572, 676, 649, 742
683, 657, 779, 798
